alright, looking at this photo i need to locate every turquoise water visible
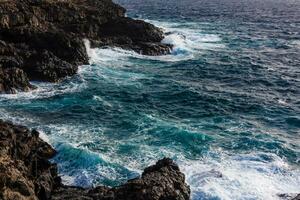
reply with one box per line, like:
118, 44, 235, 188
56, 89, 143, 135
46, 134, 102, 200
0, 0, 299, 199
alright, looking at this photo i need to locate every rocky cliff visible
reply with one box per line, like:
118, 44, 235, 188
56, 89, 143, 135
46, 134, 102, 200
0, 0, 171, 94
0, 120, 190, 200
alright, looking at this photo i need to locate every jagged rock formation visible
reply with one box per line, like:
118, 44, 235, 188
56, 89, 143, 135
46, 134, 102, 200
0, 120, 190, 200
0, 0, 171, 94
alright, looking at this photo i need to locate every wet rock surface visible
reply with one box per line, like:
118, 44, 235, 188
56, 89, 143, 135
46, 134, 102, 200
0, 0, 171, 93
0, 120, 190, 200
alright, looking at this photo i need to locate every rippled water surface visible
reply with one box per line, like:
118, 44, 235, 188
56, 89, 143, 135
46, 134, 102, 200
1, 0, 299, 199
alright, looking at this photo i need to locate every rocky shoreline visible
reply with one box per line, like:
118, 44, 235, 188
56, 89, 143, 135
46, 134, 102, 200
0, 0, 191, 199
0, 0, 171, 94
1, 0, 298, 200
0, 120, 190, 200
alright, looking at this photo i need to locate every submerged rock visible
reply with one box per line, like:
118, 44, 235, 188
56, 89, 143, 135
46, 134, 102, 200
0, 120, 190, 200
0, 0, 171, 93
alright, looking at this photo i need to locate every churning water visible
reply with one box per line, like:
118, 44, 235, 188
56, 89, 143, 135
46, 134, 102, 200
0, 0, 299, 199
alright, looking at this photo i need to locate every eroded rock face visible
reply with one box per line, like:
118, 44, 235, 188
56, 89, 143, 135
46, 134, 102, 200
0, 120, 60, 200
0, 0, 171, 93
0, 120, 190, 200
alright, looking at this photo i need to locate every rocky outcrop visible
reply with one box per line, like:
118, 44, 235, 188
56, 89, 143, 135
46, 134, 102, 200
93, 17, 171, 55
0, 0, 171, 94
0, 120, 190, 200
0, 120, 60, 200
0, 67, 34, 94
52, 158, 190, 200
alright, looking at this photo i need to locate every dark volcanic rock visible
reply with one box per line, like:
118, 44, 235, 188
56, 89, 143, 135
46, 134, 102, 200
0, 66, 34, 94
24, 50, 78, 82
94, 17, 172, 55
52, 158, 190, 200
0, 120, 190, 200
99, 18, 165, 42
108, 158, 190, 200
0, 0, 171, 93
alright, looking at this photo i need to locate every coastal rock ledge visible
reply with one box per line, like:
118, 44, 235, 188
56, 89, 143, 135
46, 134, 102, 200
0, 0, 171, 94
0, 120, 191, 200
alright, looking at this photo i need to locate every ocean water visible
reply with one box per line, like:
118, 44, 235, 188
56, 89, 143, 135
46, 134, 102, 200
0, 0, 300, 199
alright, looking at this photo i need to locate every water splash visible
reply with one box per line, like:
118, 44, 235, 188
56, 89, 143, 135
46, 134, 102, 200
181, 152, 300, 200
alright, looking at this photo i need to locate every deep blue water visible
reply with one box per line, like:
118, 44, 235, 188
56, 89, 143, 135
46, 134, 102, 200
0, 0, 300, 199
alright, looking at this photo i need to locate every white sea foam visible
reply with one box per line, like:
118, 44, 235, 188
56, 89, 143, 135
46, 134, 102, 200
180, 152, 300, 200
93, 95, 113, 107
0, 78, 86, 101
291, 40, 300, 49
86, 46, 137, 66
61, 174, 76, 185
278, 99, 288, 106
161, 28, 223, 53
149, 20, 224, 55
0, 108, 38, 125
83, 39, 93, 63
78, 45, 147, 88
39, 130, 51, 143
82, 20, 224, 64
